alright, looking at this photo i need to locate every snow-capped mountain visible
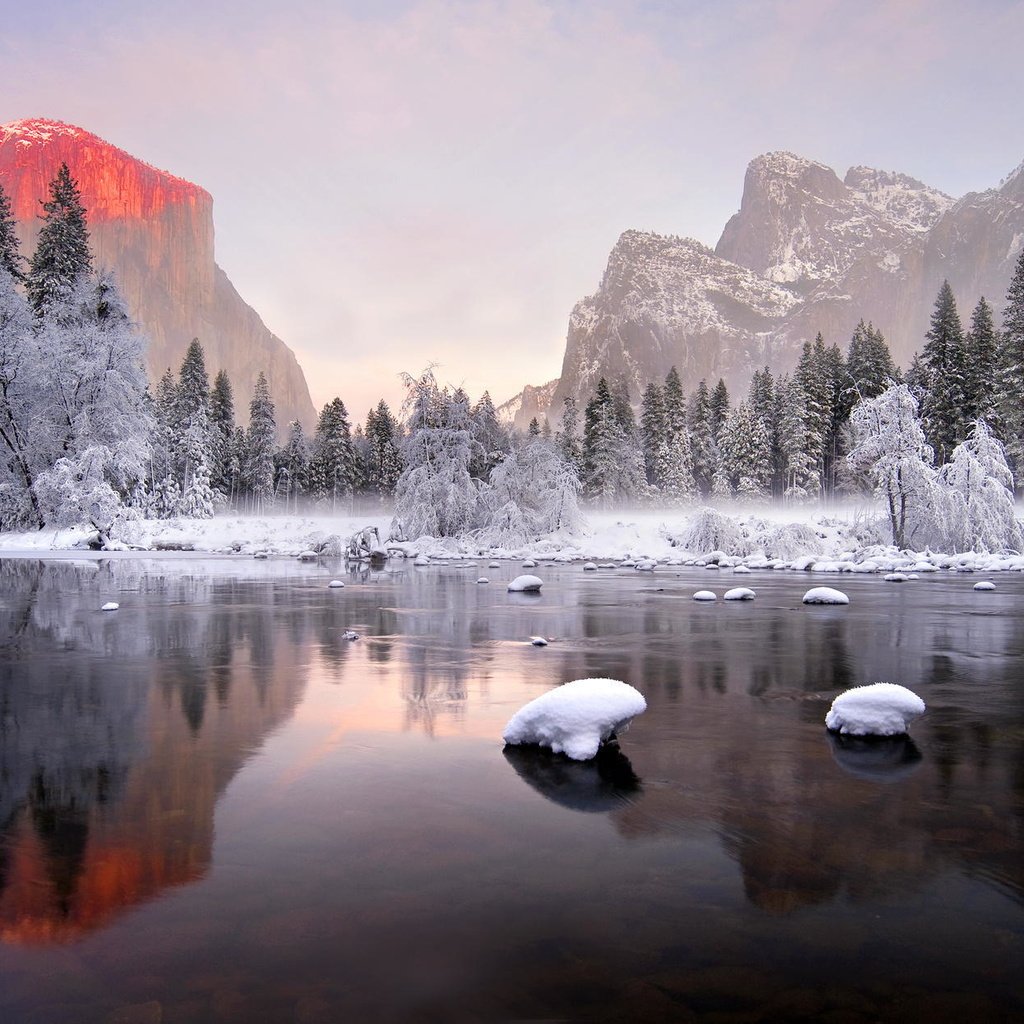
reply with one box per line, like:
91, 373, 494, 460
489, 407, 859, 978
542, 152, 1023, 421
0, 118, 316, 429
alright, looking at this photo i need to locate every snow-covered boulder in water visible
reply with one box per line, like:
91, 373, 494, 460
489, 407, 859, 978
884, 572, 908, 583
508, 574, 543, 592
973, 581, 996, 591
693, 590, 717, 601
724, 587, 755, 601
503, 678, 647, 761
583, 562, 598, 571
825, 683, 926, 737
101, 602, 119, 612
803, 587, 849, 605
328, 580, 345, 589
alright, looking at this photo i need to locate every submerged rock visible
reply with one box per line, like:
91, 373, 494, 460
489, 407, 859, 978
825, 682, 925, 736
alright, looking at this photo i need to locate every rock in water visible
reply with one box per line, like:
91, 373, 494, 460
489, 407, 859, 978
803, 587, 849, 605
825, 682, 925, 737
724, 587, 756, 601
503, 678, 647, 761
973, 581, 996, 591
508, 574, 543, 593
328, 580, 345, 588
101, 602, 119, 612
693, 590, 717, 601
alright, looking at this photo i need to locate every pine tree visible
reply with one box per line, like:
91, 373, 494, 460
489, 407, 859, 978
175, 339, 210, 424
640, 382, 667, 487
469, 390, 508, 479
660, 367, 695, 502
846, 321, 898, 399
795, 339, 827, 498
964, 297, 999, 426
277, 420, 310, 513
719, 402, 771, 500
0, 183, 25, 282
920, 280, 970, 464
528, 416, 541, 437
245, 372, 276, 514
687, 380, 714, 497
26, 163, 92, 318
777, 374, 816, 502
310, 397, 356, 510
709, 379, 730, 444
582, 377, 646, 506
556, 396, 584, 479
748, 367, 784, 498
365, 399, 402, 496
209, 369, 235, 497
996, 249, 1024, 486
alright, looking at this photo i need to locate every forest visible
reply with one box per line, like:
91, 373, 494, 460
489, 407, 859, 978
0, 163, 1022, 553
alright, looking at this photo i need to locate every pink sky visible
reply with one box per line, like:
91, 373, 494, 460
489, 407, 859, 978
3, 0, 1022, 421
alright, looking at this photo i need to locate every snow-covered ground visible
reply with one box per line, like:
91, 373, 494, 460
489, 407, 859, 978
0, 504, 1022, 574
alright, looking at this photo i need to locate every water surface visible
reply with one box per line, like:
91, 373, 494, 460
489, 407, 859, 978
0, 557, 1021, 1022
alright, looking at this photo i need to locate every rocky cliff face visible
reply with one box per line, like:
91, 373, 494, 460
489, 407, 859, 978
0, 118, 316, 428
546, 151, 1023, 421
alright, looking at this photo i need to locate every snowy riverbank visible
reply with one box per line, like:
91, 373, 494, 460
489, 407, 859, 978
1, 505, 1022, 574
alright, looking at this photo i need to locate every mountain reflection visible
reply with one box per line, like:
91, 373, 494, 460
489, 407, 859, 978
0, 559, 311, 945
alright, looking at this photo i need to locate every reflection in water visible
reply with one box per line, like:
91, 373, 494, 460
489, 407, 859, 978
827, 731, 924, 782
502, 743, 642, 813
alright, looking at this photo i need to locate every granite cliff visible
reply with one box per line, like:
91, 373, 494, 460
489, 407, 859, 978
0, 118, 316, 428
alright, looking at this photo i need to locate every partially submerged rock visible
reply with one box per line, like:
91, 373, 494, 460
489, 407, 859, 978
693, 590, 717, 602
803, 587, 849, 605
825, 682, 926, 737
724, 587, 756, 601
503, 677, 647, 761
508, 574, 543, 593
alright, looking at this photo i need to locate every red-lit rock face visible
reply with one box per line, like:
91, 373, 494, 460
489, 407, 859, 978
0, 118, 315, 430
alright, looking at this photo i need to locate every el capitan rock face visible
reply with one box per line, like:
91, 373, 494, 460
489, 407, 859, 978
545, 151, 1024, 421
0, 118, 316, 428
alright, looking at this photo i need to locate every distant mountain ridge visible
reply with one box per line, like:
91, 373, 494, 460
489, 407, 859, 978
517, 151, 1024, 426
0, 118, 316, 428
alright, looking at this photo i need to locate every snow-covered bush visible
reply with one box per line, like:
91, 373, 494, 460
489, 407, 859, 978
670, 506, 748, 555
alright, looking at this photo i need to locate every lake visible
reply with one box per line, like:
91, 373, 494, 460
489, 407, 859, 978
0, 556, 1021, 1023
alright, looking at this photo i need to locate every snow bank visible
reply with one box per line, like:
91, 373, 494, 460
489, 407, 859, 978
802, 587, 849, 605
508, 574, 543, 592
503, 678, 647, 761
825, 683, 926, 736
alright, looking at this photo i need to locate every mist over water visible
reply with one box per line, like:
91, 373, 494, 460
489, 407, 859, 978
0, 557, 1021, 1022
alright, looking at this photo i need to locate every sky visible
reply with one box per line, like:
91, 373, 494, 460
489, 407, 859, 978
3, 0, 1023, 421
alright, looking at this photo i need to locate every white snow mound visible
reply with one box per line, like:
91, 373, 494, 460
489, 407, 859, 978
328, 580, 345, 588
884, 572, 908, 583
583, 562, 598, 571
503, 677, 647, 761
508, 574, 543, 592
101, 602, 119, 612
973, 581, 996, 591
825, 682, 926, 737
803, 587, 849, 605
693, 590, 717, 601
724, 587, 756, 601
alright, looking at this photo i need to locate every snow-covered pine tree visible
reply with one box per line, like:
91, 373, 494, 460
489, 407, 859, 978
920, 280, 970, 465
276, 419, 309, 513
719, 401, 771, 500
0, 183, 25, 282
749, 367, 785, 498
687, 380, 714, 497
365, 399, 402, 496
640, 381, 667, 488
795, 339, 827, 498
309, 397, 356, 511
528, 417, 541, 437
963, 297, 999, 428
556, 396, 584, 480
996, 249, 1024, 487
392, 368, 481, 538
209, 369, 235, 499
846, 320, 898, 399
709, 379, 730, 445
776, 373, 817, 502
178, 408, 216, 519
26, 163, 92, 319
469, 390, 509, 479
582, 377, 647, 507
244, 372, 277, 514
847, 383, 937, 549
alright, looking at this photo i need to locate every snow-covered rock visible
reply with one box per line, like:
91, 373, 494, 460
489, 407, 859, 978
413, 554, 430, 566
803, 587, 849, 605
502, 678, 647, 761
724, 587, 756, 601
522, 559, 538, 568
732, 565, 752, 574
973, 580, 996, 591
884, 572, 909, 582
530, 636, 549, 647
328, 580, 345, 589
341, 630, 360, 641
477, 577, 489, 584
825, 683, 926, 736
583, 562, 598, 571
297, 550, 319, 561
508, 574, 543, 592
693, 590, 717, 601
101, 601, 119, 612
489, 561, 500, 568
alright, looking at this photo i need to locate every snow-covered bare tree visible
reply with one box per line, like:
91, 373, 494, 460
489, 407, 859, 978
847, 383, 937, 549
